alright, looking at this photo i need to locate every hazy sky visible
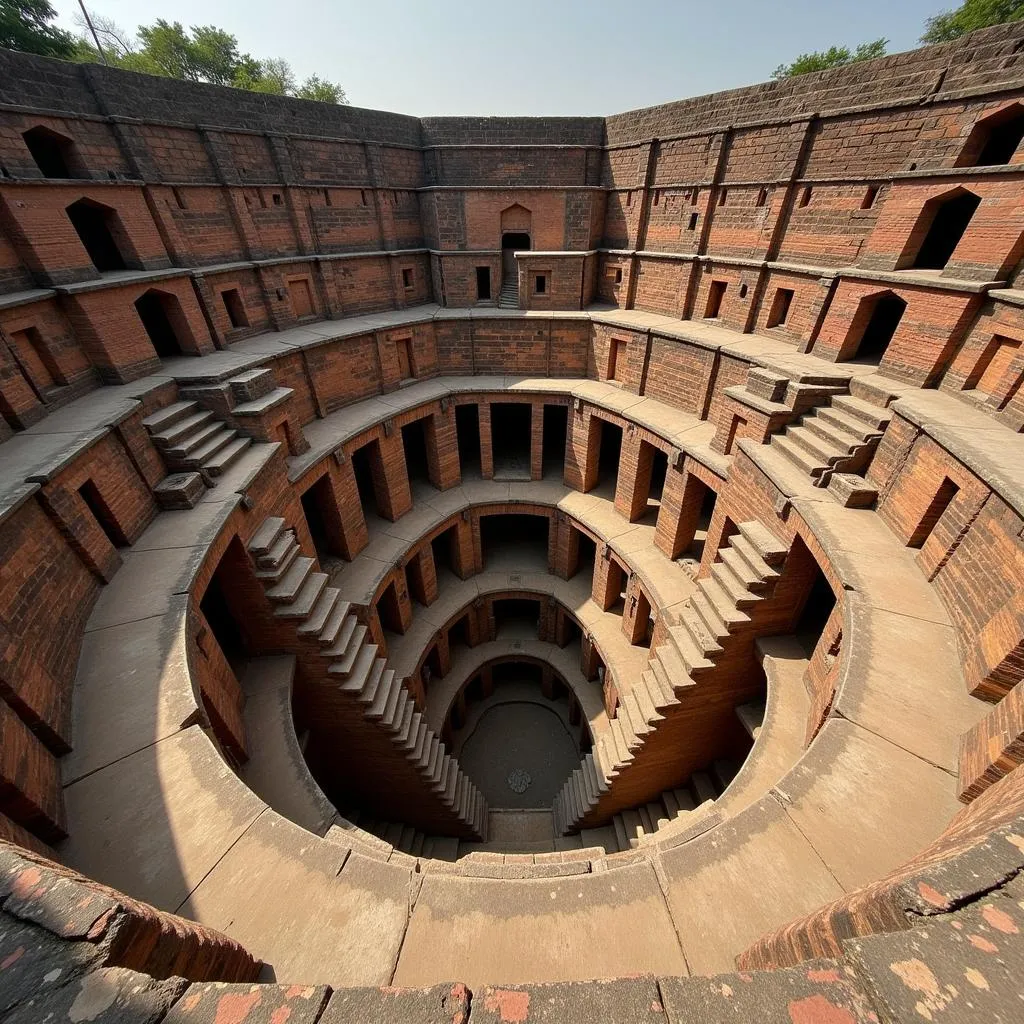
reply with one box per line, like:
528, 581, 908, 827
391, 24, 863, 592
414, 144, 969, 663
52, 0, 949, 116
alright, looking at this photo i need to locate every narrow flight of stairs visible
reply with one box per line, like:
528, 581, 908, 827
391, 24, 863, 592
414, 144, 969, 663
343, 811, 460, 862
498, 276, 518, 308
554, 521, 787, 835
246, 516, 487, 840
771, 393, 892, 493
143, 399, 251, 484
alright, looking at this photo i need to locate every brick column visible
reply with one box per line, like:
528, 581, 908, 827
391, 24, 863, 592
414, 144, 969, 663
614, 431, 654, 522
407, 544, 438, 606
530, 402, 544, 480
541, 665, 555, 699
331, 457, 369, 559
565, 408, 600, 492
480, 664, 494, 698
391, 569, 414, 634
433, 631, 451, 677
551, 513, 577, 579
426, 407, 461, 490
592, 547, 624, 611
622, 578, 651, 646
958, 679, 1024, 802
452, 517, 476, 578
478, 403, 494, 479
655, 467, 707, 560
371, 427, 412, 521
555, 608, 573, 647
580, 634, 601, 681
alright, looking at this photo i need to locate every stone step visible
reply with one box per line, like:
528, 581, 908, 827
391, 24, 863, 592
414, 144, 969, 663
322, 615, 360, 660
637, 804, 654, 835
736, 700, 765, 740
631, 678, 664, 724
802, 411, 868, 452
827, 472, 878, 508
153, 471, 205, 510
691, 771, 717, 804
203, 435, 252, 477
668, 623, 717, 676
248, 516, 286, 556
699, 577, 752, 629
266, 556, 314, 603
382, 680, 407, 729
620, 693, 652, 738
365, 669, 398, 719
318, 600, 353, 646
254, 538, 300, 582
142, 400, 197, 434
710, 558, 762, 608
661, 789, 681, 819
229, 368, 276, 403
786, 424, 847, 465
673, 787, 697, 812
815, 402, 884, 441
329, 637, 375, 682
728, 533, 782, 584
165, 419, 228, 459
232, 387, 293, 418
328, 624, 368, 674
152, 409, 215, 449
393, 701, 415, 743
657, 636, 707, 688
612, 814, 629, 852
256, 530, 298, 571
609, 716, 637, 761
400, 711, 423, 752
737, 521, 788, 566
182, 429, 239, 469
274, 571, 328, 620
718, 544, 772, 592
712, 758, 739, 793
690, 591, 732, 643
773, 435, 828, 477
830, 393, 893, 430
296, 587, 341, 637
621, 809, 645, 848
356, 657, 387, 706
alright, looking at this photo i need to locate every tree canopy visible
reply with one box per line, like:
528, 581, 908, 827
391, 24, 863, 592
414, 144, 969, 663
922, 0, 1024, 42
772, 39, 889, 79
0, 0, 75, 57
71, 17, 347, 103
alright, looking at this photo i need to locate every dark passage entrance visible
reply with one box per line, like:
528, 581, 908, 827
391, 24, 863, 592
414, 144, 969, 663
456, 403, 481, 478
846, 293, 907, 364
596, 418, 623, 494
134, 291, 188, 358
902, 190, 981, 271
491, 402, 532, 480
542, 404, 568, 479
480, 513, 549, 570
301, 474, 345, 561
66, 199, 126, 272
401, 416, 432, 489
351, 440, 382, 521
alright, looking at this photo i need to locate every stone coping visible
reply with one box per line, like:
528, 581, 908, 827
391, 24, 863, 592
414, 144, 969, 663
54, 374, 987, 983
328, 475, 698, 621
383, 565, 651, 711
421, 633, 611, 739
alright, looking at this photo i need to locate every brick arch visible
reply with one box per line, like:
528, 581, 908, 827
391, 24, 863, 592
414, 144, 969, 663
500, 202, 532, 237
955, 101, 1024, 168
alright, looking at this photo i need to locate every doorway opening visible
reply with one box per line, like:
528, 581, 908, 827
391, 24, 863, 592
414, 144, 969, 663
542, 404, 568, 478
595, 418, 623, 496
23, 126, 83, 179
491, 402, 532, 480
300, 474, 346, 563
898, 189, 981, 271
842, 292, 907, 364
401, 416, 432, 490
66, 198, 128, 272
456, 403, 481, 478
134, 290, 192, 359
480, 513, 549, 571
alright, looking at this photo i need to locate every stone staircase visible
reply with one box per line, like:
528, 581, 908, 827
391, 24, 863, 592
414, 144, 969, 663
143, 399, 251, 487
611, 756, 739, 849
771, 393, 892, 495
342, 812, 460, 862
246, 516, 487, 840
553, 521, 788, 835
498, 276, 518, 308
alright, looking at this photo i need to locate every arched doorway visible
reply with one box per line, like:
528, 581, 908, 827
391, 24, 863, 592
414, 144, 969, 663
841, 291, 907, 364
897, 188, 981, 271
500, 233, 530, 307
66, 198, 127, 272
134, 289, 194, 359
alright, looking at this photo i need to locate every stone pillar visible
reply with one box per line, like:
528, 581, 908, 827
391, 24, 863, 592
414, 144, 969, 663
656, 468, 711, 561
371, 426, 412, 521
407, 544, 438, 606
426, 405, 461, 490
614, 431, 655, 522
551, 514, 577, 580
434, 630, 452, 677
564, 407, 600, 492
332, 455, 369, 559
530, 402, 544, 481
478, 402, 494, 479
580, 634, 601, 681
622, 578, 652, 646
541, 665, 555, 700
452, 517, 476, 578
592, 547, 624, 611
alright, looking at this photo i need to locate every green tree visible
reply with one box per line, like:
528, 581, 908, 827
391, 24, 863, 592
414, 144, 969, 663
296, 74, 347, 104
70, 13, 348, 103
922, 0, 1024, 42
0, 0, 76, 57
772, 38, 888, 78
